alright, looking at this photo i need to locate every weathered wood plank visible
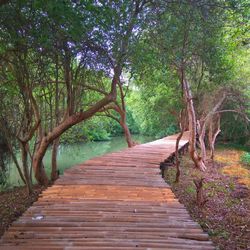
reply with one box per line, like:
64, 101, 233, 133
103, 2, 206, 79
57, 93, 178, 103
0, 132, 214, 249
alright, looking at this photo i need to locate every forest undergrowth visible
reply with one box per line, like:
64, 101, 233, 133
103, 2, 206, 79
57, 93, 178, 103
165, 147, 250, 250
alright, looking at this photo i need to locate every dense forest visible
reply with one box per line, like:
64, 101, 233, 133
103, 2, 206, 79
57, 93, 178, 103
0, 1, 249, 192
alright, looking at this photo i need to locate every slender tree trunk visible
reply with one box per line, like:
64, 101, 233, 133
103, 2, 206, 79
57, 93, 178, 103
118, 83, 134, 148
51, 138, 60, 181
175, 131, 184, 183
175, 110, 186, 183
7, 140, 26, 184
209, 114, 221, 161
20, 142, 33, 194
197, 120, 207, 162
181, 73, 206, 171
50, 58, 60, 182
0, 119, 26, 184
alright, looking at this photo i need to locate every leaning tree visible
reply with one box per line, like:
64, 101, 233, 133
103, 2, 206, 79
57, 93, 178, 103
0, 0, 149, 186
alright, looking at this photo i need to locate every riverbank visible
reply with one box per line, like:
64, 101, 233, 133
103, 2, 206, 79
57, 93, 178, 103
0, 185, 45, 237
164, 148, 250, 250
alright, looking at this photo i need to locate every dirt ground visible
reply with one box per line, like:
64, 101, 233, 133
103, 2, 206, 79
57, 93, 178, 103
0, 185, 44, 237
164, 148, 250, 250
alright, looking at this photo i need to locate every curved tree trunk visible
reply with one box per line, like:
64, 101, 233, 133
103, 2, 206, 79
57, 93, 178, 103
32, 91, 117, 185
101, 82, 135, 148
120, 119, 134, 148
30, 1, 144, 185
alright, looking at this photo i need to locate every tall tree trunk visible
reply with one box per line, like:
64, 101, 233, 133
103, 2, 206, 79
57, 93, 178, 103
181, 72, 206, 171
118, 83, 134, 148
20, 142, 32, 194
51, 137, 60, 181
197, 120, 207, 162
208, 114, 221, 161
50, 58, 60, 182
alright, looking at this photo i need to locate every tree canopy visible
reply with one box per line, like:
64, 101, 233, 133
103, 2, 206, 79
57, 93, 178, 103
0, 0, 249, 191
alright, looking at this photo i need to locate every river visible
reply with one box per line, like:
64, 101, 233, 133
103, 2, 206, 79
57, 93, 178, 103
5, 135, 154, 187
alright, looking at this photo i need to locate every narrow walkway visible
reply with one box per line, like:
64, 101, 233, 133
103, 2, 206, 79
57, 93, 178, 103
0, 133, 214, 249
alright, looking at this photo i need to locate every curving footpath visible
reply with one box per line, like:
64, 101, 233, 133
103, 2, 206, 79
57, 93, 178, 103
0, 132, 214, 249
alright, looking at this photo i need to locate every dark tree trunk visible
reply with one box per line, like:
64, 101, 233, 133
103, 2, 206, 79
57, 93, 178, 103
194, 178, 207, 207
20, 142, 33, 194
51, 137, 60, 181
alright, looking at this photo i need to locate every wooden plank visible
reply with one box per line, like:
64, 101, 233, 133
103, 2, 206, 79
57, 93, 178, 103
0, 132, 214, 249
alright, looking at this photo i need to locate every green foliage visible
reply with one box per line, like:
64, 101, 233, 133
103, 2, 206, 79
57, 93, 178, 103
0, 0, 249, 191
241, 152, 250, 168
60, 109, 141, 143
61, 117, 112, 143
185, 185, 196, 195
126, 108, 140, 135
127, 72, 181, 138
0, 170, 9, 192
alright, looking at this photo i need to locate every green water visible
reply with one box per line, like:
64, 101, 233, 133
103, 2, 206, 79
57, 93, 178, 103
6, 135, 153, 187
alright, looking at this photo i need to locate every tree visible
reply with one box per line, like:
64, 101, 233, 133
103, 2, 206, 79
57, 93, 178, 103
0, 0, 148, 186
130, 0, 244, 171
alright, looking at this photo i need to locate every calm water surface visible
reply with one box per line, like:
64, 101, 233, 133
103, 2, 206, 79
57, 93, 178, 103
7, 135, 154, 187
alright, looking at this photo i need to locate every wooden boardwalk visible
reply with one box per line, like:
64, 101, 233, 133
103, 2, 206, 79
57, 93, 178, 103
0, 133, 214, 249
